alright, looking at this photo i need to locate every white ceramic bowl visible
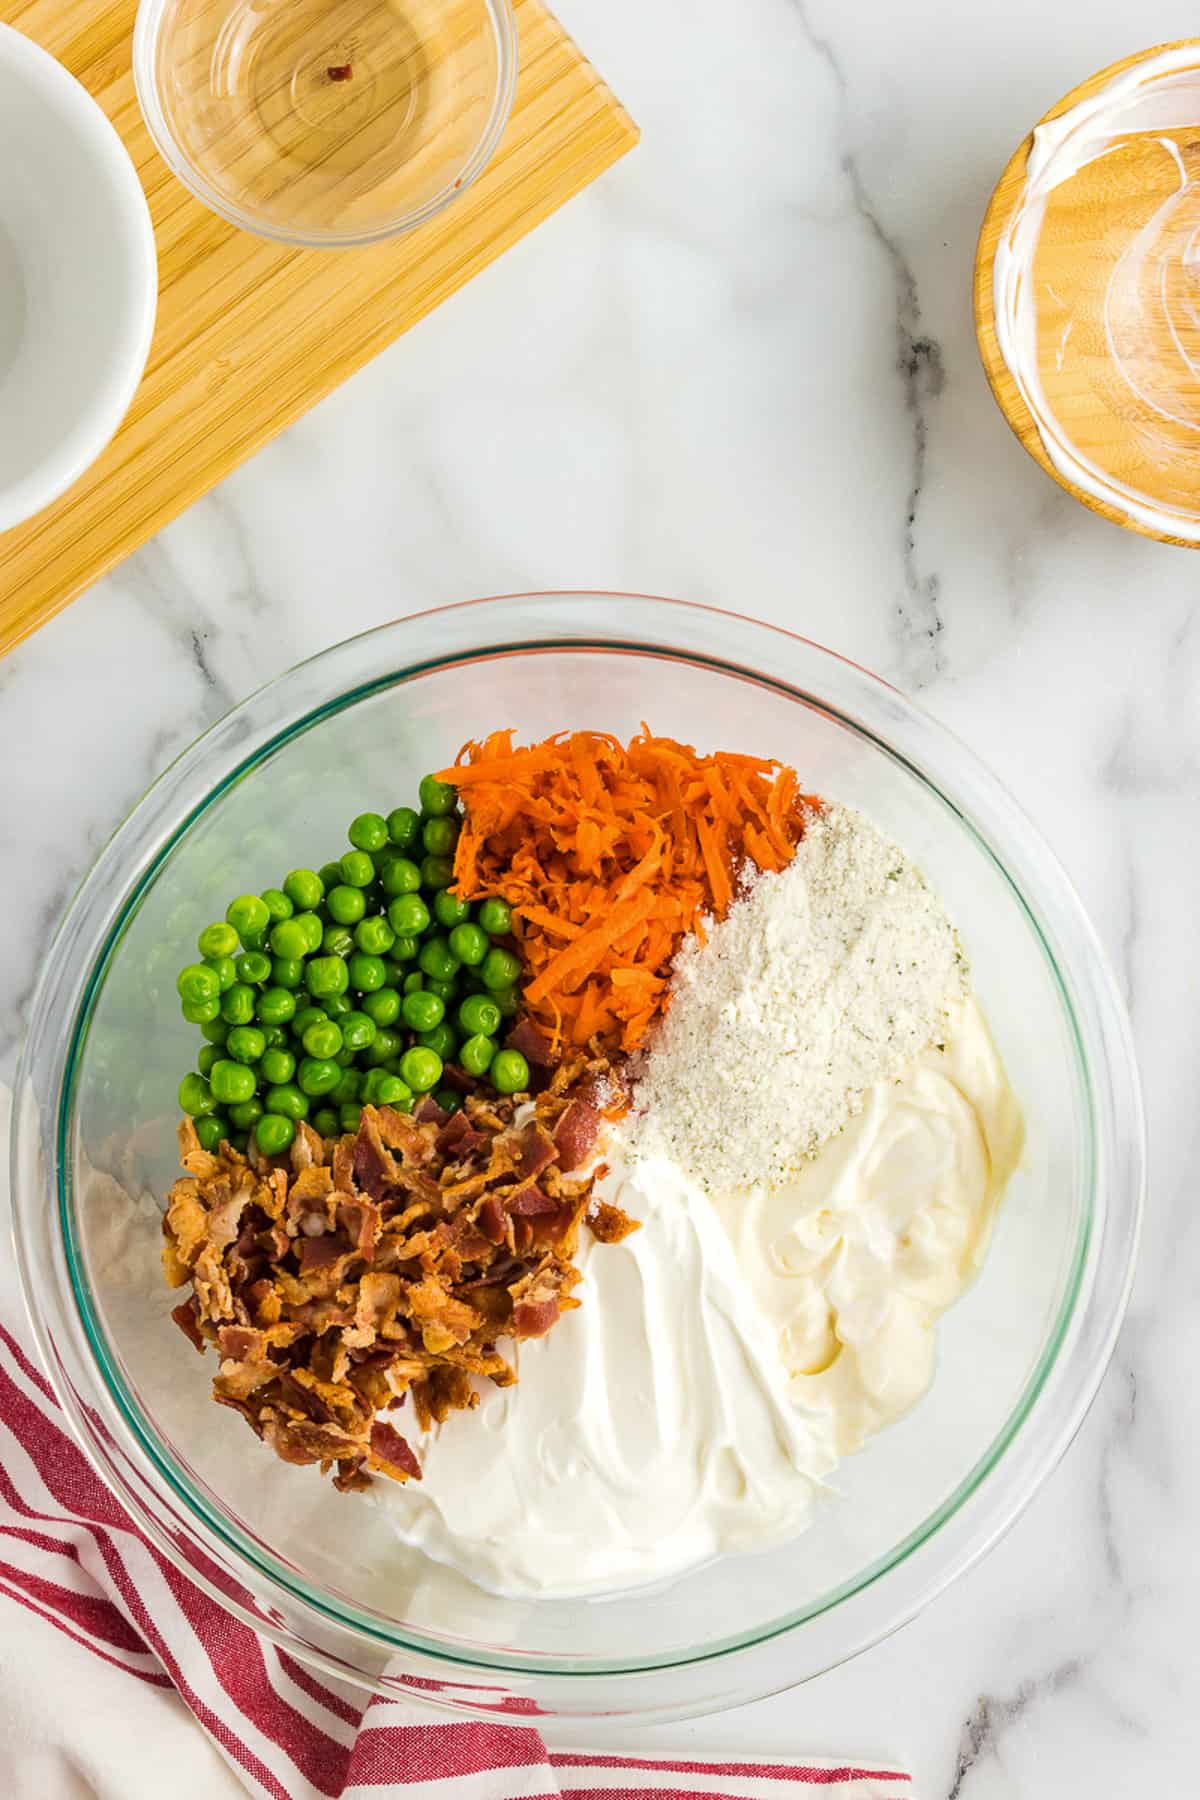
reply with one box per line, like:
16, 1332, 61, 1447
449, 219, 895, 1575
0, 26, 157, 533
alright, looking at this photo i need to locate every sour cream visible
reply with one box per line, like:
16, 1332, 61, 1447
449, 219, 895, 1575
374, 995, 1022, 1597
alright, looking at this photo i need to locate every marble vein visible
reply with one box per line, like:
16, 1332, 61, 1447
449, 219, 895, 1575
786, 0, 947, 688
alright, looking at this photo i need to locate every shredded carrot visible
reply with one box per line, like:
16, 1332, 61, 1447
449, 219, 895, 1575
438, 729, 820, 1055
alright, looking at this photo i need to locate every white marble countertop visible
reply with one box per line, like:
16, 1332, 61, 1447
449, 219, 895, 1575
3, 0, 1197, 1792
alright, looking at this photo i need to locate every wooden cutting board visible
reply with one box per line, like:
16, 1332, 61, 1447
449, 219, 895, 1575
0, 0, 637, 655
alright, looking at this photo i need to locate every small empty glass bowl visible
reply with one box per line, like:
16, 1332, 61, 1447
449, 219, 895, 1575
133, 0, 517, 246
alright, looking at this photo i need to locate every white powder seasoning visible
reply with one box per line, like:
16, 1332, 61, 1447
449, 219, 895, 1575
630, 802, 968, 1192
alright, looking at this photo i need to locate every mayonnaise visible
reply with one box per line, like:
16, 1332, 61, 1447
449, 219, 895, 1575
373, 996, 1022, 1598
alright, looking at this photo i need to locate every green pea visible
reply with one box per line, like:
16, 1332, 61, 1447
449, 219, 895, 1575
203, 957, 237, 1000
302, 1019, 343, 1059
478, 897, 513, 937
448, 922, 488, 967
418, 936, 459, 983
292, 1005, 327, 1038
339, 850, 375, 889
211, 1060, 257, 1105
261, 1047, 295, 1086
269, 916, 309, 961
226, 1025, 267, 1065
360, 1067, 387, 1105
348, 952, 385, 993
322, 992, 352, 1021
178, 1072, 216, 1118
332, 1068, 363, 1106
229, 1097, 264, 1130
322, 922, 355, 957
182, 995, 221, 1025
362, 1028, 401, 1067
402, 989, 444, 1032
458, 994, 501, 1038
306, 956, 349, 999
220, 983, 256, 1025
459, 1033, 496, 1076
403, 972, 424, 995
433, 1087, 462, 1115
283, 868, 324, 911
271, 956, 304, 991
319, 861, 344, 892
226, 894, 270, 942
381, 855, 421, 898
491, 1049, 530, 1095
298, 913, 325, 953
200, 1018, 229, 1046
340, 1103, 364, 1132
362, 988, 401, 1029
326, 884, 365, 926
374, 1074, 412, 1108
193, 1115, 226, 1152
425, 975, 458, 1002
312, 1108, 339, 1138
493, 987, 520, 1020
418, 1022, 458, 1062
432, 888, 469, 928
265, 1083, 309, 1121
260, 888, 294, 924
348, 812, 389, 853
298, 1056, 341, 1097
481, 947, 521, 992
341, 1010, 378, 1052
355, 915, 395, 957
419, 773, 457, 817
386, 806, 421, 848
421, 854, 455, 890
177, 963, 219, 1006
197, 1044, 220, 1078
255, 1113, 295, 1157
400, 1046, 443, 1093
385, 945, 418, 978
235, 950, 272, 986
422, 816, 458, 857
256, 986, 297, 1028
198, 921, 239, 960
387, 894, 429, 937
262, 1024, 288, 1050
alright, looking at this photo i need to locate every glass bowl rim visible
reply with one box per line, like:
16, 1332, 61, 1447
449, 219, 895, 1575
12, 592, 1145, 1687
131, 0, 519, 249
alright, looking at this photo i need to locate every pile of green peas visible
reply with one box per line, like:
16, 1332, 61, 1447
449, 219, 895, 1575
175, 775, 532, 1159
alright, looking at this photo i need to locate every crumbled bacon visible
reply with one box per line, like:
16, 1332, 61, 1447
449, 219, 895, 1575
163, 1045, 628, 1491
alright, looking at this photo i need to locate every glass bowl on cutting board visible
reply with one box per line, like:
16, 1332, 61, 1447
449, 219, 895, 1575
12, 594, 1143, 1719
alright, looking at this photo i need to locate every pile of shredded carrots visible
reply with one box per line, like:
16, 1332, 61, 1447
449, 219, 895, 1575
437, 729, 819, 1054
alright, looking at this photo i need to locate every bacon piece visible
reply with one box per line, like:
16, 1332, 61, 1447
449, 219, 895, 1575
506, 1020, 555, 1068
297, 1234, 349, 1273
337, 1195, 381, 1260
552, 1100, 600, 1172
413, 1096, 449, 1127
436, 1112, 486, 1159
439, 1063, 480, 1095
511, 1295, 561, 1338
172, 1296, 205, 1351
507, 1186, 558, 1217
368, 1420, 422, 1482
588, 1200, 641, 1244
517, 1126, 557, 1181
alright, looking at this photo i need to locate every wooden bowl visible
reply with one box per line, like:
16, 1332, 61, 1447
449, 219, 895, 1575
974, 39, 1200, 547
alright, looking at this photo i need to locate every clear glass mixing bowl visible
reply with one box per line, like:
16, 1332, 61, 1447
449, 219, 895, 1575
11, 595, 1144, 1721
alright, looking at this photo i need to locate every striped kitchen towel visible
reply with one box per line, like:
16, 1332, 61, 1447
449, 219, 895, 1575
0, 1092, 910, 1799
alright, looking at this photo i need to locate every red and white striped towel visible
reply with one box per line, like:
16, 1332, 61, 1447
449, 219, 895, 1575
0, 1093, 910, 1799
